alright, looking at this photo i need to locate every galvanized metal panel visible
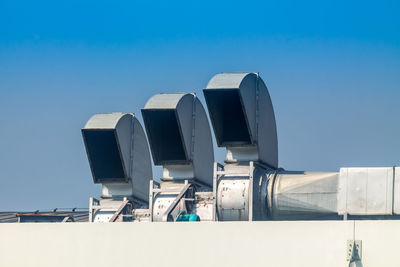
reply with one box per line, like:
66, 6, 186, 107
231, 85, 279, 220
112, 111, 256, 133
191, 98, 214, 186
338, 167, 393, 215
130, 117, 153, 202
206, 72, 250, 89
83, 112, 126, 129
256, 78, 278, 168
143, 93, 187, 109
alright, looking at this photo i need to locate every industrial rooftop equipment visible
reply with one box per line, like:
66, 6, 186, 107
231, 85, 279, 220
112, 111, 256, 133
142, 93, 214, 222
81, 72, 400, 223
82, 112, 152, 222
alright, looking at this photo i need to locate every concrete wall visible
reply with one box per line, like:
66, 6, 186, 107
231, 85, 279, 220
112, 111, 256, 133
0, 221, 397, 267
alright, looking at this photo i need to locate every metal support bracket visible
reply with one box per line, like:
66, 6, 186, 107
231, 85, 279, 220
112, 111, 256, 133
162, 182, 192, 222
109, 199, 130, 222
88, 197, 100, 223
347, 240, 362, 263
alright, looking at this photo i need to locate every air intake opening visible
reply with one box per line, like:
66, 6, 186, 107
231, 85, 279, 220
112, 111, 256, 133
203, 89, 251, 146
82, 129, 127, 182
142, 109, 188, 164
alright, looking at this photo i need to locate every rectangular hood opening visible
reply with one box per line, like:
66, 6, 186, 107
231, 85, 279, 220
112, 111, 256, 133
142, 109, 188, 164
82, 129, 127, 183
203, 89, 252, 146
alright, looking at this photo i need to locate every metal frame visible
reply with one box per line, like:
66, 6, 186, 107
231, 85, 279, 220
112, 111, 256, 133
109, 199, 130, 222
162, 181, 192, 222
88, 197, 100, 223
148, 180, 160, 222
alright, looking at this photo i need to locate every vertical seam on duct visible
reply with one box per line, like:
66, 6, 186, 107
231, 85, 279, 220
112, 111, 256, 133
129, 115, 134, 179
255, 72, 259, 144
190, 96, 196, 161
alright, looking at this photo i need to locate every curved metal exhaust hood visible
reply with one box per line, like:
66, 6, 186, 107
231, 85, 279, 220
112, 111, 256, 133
203, 72, 278, 168
82, 113, 152, 202
141, 93, 214, 187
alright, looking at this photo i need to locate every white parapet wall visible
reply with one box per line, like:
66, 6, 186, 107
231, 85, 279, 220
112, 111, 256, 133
0, 220, 399, 267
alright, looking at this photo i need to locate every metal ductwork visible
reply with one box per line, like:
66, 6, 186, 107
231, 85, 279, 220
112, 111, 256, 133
270, 171, 339, 220
81, 72, 400, 223
82, 113, 152, 222
204, 72, 278, 168
203, 73, 341, 221
142, 93, 214, 222
142, 93, 214, 186
338, 167, 400, 216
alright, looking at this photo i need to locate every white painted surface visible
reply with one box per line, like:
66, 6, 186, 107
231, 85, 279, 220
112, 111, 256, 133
0, 220, 381, 267
354, 220, 400, 267
1, 220, 399, 266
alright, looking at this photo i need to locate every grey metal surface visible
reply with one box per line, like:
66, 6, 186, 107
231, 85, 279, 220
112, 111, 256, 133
204, 72, 278, 168
142, 93, 214, 186
82, 113, 152, 202
217, 176, 250, 221
338, 167, 394, 215
272, 171, 339, 219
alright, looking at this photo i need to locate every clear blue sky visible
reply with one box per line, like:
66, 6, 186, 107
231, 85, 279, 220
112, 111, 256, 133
0, 0, 399, 210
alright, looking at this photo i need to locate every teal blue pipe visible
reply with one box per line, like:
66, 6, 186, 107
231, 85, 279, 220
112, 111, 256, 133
176, 214, 200, 222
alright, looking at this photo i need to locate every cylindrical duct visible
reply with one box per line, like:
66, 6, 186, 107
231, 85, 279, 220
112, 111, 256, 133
270, 171, 339, 220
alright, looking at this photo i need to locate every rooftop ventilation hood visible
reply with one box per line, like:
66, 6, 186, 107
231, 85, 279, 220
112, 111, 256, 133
203, 72, 278, 168
82, 113, 152, 202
